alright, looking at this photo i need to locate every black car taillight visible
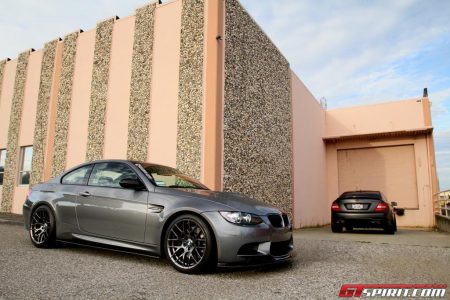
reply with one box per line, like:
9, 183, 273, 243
331, 201, 341, 212
375, 202, 388, 212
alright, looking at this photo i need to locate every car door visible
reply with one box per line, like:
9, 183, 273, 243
76, 162, 148, 243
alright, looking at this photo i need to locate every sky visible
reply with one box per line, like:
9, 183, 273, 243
0, 0, 449, 190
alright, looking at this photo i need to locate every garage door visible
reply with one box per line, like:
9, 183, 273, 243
337, 145, 419, 209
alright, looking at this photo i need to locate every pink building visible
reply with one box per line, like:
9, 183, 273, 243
0, 0, 438, 228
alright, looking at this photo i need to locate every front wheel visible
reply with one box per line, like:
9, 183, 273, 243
164, 214, 215, 274
29, 205, 56, 248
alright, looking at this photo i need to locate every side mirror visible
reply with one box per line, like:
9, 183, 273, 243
394, 208, 405, 216
391, 201, 397, 207
119, 177, 145, 190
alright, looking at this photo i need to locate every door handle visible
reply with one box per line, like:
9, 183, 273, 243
79, 191, 91, 197
148, 204, 164, 213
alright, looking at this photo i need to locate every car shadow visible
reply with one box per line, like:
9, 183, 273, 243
55, 241, 296, 275
343, 228, 390, 234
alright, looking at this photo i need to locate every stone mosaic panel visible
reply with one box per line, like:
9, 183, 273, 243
85, 18, 115, 162
1, 51, 30, 212
223, 0, 293, 216
127, 4, 156, 161
51, 32, 79, 177
176, 0, 204, 179
30, 39, 58, 185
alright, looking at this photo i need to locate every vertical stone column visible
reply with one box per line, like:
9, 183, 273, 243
51, 31, 79, 177
85, 17, 116, 162
176, 0, 205, 179
1, 50, 30, 212
223, 0, 293, 216
127, 4, 156, 162
30, 39, 59, 185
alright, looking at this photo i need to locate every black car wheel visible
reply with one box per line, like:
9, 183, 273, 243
384, 219, 395, 235
164, 214, 215, 274
29, 205, 56, 248
331, 223, 343, 233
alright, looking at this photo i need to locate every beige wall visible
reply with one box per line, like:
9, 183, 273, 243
65, 29, 95, 169
291, 72, 329, 228
12, 51, 43, 214
326, 99, 427, 138
0, 61, 17, 149
103, 16, 134, 160
327, 135, 435, 227
147, 1, 182, 168
0, 60, 17, 208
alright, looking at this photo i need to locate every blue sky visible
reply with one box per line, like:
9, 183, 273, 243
0, 0, 449, 190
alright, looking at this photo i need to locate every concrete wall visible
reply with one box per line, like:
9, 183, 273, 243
223, 0, 293, 216
291, 72, 328, 227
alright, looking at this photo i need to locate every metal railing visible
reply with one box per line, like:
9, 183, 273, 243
435, 190, 450, 218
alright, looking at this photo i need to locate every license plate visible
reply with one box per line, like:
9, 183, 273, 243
351, 204, 364, 210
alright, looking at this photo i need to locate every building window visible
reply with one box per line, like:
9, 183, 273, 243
19, 146, 33, 185
0, 149, 6, 185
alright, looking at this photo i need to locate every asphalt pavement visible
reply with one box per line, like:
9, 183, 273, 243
0, 223, 449, 299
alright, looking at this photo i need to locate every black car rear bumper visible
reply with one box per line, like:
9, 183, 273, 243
332, 212, 387, 228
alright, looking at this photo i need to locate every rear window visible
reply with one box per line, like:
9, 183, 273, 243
339, 191, 381, 200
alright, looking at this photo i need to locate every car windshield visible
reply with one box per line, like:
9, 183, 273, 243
137, 163, 208, 190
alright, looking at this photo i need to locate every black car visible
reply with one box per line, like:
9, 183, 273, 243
331, 191, 397, 234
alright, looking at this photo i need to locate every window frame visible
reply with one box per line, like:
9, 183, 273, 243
87, 162, 146, 190
18, 146, 33, 186
60, 164, 94, 186
0, 148, 6, 186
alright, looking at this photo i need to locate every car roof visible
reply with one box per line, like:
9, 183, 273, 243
338, 191, 382, 200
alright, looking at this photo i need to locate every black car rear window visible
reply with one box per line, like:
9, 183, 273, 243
338, 191, 382, 200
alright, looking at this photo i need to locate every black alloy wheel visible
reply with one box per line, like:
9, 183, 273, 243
30, 206, 56, 248
164, 214, 214, 273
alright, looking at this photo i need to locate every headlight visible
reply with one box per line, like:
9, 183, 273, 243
219, 211, 262, 225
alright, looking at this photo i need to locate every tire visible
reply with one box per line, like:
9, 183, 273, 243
346, 225, 353, 232
164, 214, 215, 274
394, 217, 397, 232
384, 219, 395, 235
29, 205, 56, 248
331, 223, 343, 233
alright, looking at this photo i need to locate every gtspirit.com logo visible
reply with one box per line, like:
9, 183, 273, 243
339, 284, 447, 298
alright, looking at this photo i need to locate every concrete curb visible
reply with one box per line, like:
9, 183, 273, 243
0, 213, 24, 226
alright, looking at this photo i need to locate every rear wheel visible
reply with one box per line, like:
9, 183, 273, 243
164, 214, 214, 274
331, 223, 343, 233
29, 205, 56, 248
384, 219, 395, 235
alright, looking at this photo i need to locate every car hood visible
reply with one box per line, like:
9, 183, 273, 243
156, 188, 283, 215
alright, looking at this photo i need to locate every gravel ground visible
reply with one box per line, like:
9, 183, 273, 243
0, 224, 449, 299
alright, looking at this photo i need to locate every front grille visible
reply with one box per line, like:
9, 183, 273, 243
282, 214, 289, 226
270, 239, 292, 256
268, 213, 290, 228
268, 214, 283, 228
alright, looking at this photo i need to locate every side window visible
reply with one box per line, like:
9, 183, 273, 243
88, 162, 137, 188
61, 165, 93, 185
18, 146, 33, 185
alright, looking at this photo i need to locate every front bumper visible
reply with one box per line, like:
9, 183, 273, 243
201, 212, 293, 265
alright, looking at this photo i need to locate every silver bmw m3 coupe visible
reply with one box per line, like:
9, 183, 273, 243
23, 160, 293, 273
